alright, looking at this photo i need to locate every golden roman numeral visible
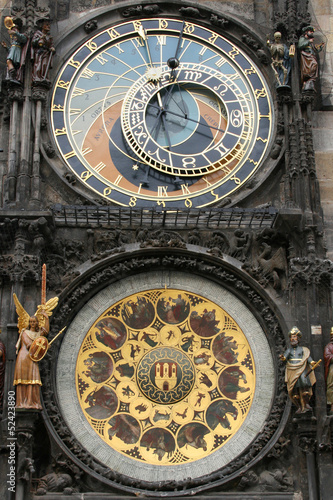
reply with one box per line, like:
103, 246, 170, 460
81, 68, 95, 79
64, 151, 76, 159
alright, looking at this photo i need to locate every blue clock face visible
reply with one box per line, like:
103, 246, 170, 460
51, 18, 274, 208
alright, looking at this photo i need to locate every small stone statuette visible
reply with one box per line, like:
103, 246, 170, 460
280, 326, 321, 414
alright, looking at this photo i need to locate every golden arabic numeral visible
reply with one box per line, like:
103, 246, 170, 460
81, 171, 93, 181
64, 150, 76, 160
248, 158, 258, 166
55, 127, 67, 136
107, 28, 120, 40
57, 80, 70, 89
159, 19, 168, 29
230, 174, 241, 185
85, 40, 98, 52
68, 58, 80, 68
129, 197, 137, 207
210, 190, 219, 201
245, 67, 256, 75
103, 187, 112, 196
184, 198, 192, 208
52, 104, 64, 111
208, 33, 218, 44
184, 22, 195, 34
157, 186, 169, 197
257, 137, 268, 143
228, 47, 240, 59
255, 88, 267, 99
157, 200, 166, 208
133, 20, 142, 31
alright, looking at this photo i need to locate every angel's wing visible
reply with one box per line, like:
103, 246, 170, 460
35, 296, 59, 327
13, 293, 30, 333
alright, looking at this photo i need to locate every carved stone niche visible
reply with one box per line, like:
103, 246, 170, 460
40, 248, 290, 497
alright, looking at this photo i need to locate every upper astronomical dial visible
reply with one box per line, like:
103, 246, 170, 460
51, 18, 273, 208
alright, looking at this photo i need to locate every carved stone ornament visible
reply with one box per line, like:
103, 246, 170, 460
289, 257, 333, 285
41, 250, 288, 496
122, 4, 161, 18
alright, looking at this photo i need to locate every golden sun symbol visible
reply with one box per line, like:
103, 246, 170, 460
145, 66, 163, 82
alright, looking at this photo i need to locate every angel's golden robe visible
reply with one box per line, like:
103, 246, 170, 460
13, 328, 43, 409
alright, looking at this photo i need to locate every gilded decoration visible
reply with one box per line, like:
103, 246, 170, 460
75, 289, 255, 465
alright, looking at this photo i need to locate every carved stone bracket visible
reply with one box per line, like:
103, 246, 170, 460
31, 81, 52, 102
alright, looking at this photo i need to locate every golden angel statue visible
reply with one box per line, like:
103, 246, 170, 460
13, 292, 58, 409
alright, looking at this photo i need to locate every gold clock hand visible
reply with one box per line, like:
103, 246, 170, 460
138, 26, 153, 68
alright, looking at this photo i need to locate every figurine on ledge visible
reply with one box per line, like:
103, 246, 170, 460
31, 20, 55, 82
298, 26, 325, 91
324, 328, 333, 415
267, 31, 294, 87
13, 269, 58, 410
280, 326, 321, 414
1, 17, 28, 83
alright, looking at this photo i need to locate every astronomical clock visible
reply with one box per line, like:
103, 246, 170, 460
50, 17, 274, 208
41, 6, 288, 497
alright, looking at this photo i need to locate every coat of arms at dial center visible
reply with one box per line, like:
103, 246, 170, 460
136, 347, 195, 404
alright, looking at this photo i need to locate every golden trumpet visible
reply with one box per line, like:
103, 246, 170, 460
4, 16, 15, 30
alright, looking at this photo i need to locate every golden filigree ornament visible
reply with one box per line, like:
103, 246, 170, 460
75, 289, 255, 465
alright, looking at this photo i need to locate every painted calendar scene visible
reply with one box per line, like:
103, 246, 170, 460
76, 289, 255, 465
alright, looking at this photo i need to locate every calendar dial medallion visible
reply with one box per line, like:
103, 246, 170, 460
51, 18, 273, 208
